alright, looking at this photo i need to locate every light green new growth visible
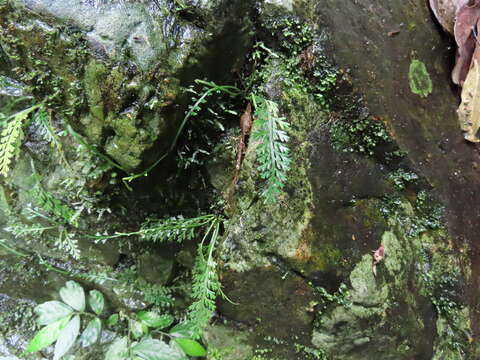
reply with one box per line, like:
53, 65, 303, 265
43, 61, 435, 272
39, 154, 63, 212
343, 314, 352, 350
251, 95, 291, 203
0, 104, 41, 176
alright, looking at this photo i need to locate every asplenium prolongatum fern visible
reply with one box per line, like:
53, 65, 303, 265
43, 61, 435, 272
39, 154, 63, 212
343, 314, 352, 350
89, 213, 226, 339
250, 95, 291, 203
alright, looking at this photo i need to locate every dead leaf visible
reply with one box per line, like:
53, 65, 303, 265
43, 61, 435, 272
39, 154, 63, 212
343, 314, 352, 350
429, 0, 461, 33
458, 54, 480, 142
452, 1, 480, 84
387, 30, 401, 37
429, 0, 480, 140
226, 103, 253, 212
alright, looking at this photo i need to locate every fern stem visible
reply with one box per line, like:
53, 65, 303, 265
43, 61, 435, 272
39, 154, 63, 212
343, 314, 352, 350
0, 239, 29, 257
122, 81, 239, 184
67, 125, 126, 172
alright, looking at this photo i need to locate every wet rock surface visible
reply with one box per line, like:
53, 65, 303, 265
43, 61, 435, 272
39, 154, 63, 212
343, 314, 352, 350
0, 0, 477, 359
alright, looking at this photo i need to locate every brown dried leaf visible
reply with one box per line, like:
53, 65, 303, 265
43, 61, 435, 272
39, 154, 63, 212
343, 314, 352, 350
458, 54, 480, 142
452, 40, 476, 85
452, 1, 480, 84
454, 1, 480, 46
429, 0, 460, 33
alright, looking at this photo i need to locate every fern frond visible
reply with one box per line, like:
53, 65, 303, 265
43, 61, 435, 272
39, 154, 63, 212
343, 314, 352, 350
140, 214, 217, 242
5, 223, 56, 237
36, 255, 117, 285
34, 110, 70, 168
187, 218, 222, 338
122, 80, 240, 183
0, 104, 40, 176
55, 228, 80, 259
30, 175, 78, 227
91, 214, 217, 243
136, 278, 175, 308
0, 239, 29, 257
74, 271, 116, 285
251, 95, 291, 203
35, 110, 55, 143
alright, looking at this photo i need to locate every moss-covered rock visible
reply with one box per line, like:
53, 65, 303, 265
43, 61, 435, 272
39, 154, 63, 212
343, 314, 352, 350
205, 2, 475, 359
0, 0, 477, 359
0, 0, 211, 171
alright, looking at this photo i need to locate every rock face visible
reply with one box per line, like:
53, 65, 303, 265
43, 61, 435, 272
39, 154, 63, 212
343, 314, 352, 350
0, 0, 478, 359
1, 0, 199, 170
212, 0, 477, 358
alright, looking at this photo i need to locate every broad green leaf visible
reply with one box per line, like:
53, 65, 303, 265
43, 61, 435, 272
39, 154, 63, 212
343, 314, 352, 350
79, 317, 101, 347
88, 290, 104, 315
107, 313, 119, 327
54, 315, 80, 360
169, 323, 194, 338
137, 312, 173, 329
59, 281, 85, 311
105, 337, 129, 360
174, 338, 206, 357
35, 301, 73, 325
132, 338, 185, 360
26, 316, 71, 353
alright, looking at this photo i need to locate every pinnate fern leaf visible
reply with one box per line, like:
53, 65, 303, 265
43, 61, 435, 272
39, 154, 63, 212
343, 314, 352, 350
0, 104, 40, 176
251, 95, 291, 203
187, 218, 222, 338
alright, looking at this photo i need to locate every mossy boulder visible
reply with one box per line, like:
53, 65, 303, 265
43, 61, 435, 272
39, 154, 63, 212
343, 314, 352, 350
0, 0, 191, 171
207, 1, 474, 358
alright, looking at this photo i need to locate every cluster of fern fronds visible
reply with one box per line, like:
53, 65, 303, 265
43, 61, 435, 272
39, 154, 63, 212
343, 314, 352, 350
92, 213, 225, 336
30, 174, 79, 227
0, 79, 293, 349
6, 170, 81, 259
7, 212, 81, 259
171, 80, 293, 204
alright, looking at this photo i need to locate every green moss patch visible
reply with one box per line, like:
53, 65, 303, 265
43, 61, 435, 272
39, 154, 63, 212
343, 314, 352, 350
409, 59, 432, 98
